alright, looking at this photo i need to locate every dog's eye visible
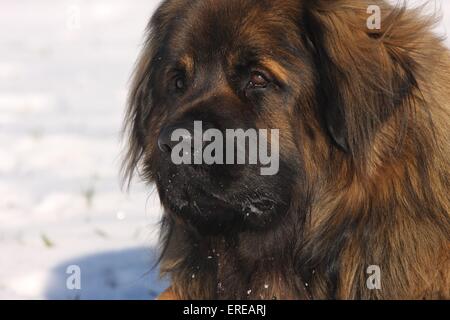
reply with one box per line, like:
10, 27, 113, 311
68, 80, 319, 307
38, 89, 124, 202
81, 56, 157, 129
247, 71, 269, 89
174, 77, 186, 91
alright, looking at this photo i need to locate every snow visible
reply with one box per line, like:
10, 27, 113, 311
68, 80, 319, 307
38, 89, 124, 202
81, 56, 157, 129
0, 0, 167, 300
0, 0, 449, 300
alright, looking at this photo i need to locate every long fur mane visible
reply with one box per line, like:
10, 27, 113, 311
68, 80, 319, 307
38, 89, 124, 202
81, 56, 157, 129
123, 0, 450, 299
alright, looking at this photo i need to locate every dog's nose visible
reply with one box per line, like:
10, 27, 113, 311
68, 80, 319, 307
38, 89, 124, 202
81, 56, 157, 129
158, 124, 194, 153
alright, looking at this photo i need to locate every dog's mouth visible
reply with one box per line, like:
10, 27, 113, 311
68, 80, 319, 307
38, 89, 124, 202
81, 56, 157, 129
158, 181, 242, 234
156, 168, 288, 234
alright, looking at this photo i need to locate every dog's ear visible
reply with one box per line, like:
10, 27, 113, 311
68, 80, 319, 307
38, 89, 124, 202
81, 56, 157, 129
122, 2, 175, 187
121, 33, 157, 187
301, 1, 433, 159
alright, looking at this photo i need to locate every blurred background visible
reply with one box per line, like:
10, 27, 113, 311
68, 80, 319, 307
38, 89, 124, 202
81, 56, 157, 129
0, 0, 449, 300
0, 0, 166, 300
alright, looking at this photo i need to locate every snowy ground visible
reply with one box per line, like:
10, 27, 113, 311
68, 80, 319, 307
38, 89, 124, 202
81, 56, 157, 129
0, 0, 449, 300
0, 0, 166, 300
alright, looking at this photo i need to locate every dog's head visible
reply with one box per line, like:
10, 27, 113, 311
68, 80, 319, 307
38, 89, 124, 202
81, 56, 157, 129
123, 0, 425, 235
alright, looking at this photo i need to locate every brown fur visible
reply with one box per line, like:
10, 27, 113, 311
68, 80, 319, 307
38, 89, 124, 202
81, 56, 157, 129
124, 0, 450, 300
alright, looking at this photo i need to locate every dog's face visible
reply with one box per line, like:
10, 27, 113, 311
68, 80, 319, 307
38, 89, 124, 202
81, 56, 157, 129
125, 0, 415, 235
145, 0, 311, 234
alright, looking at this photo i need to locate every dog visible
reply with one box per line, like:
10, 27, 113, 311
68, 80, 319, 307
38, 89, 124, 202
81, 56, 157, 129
123, 0, 450, 299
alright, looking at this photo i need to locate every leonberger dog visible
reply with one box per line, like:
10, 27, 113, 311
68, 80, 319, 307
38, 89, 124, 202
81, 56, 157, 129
123, 0, 450, 299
